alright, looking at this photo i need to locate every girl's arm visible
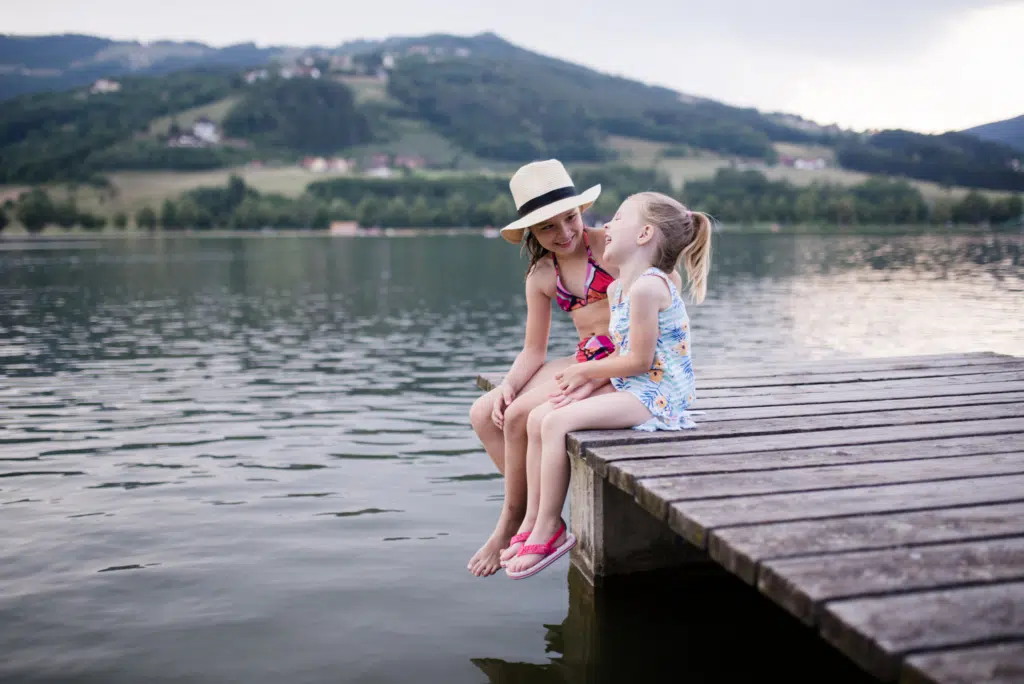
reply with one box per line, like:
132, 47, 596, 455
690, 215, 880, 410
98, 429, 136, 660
499, 271, 552, 395
555, 277, 665, 391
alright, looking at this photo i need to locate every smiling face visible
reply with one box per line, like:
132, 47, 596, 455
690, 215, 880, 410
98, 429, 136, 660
529, 207, 586, 255
602, 196, 647, 267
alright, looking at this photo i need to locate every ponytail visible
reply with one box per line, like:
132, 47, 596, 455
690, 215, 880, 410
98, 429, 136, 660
681, 211, 712, 304
635, 192, 713, 304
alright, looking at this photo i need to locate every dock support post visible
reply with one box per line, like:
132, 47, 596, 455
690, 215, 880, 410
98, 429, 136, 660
569, 453, 710, 585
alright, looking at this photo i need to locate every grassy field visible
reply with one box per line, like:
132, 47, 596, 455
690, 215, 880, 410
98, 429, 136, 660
336, 75, 398, 105
1, 132, 1013, 230
0, 166, 351, 223
607, 135, 1011, 201
145, 96, 242, 137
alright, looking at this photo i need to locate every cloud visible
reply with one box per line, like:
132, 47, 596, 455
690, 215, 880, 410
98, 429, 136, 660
665, 0, 1015, 60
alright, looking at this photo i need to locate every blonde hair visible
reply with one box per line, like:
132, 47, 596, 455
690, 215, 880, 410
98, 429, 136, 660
632, 192, 712, 304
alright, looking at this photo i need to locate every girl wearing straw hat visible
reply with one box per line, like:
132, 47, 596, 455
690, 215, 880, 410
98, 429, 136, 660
467, 160, 682, 577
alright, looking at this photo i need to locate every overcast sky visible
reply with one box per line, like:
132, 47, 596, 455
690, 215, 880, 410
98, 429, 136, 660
3, 0, 1021, 133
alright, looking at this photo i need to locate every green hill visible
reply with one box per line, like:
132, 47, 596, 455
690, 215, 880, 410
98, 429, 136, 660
962, 114, 1024, 153
0, 33, 284, 100
0, 32, 1021, 193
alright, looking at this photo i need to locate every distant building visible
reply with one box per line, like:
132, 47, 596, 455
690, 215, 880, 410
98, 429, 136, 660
330, 221, 359, 235
244, 69, 269, 84
302, 157, 328, 172
455, 47, 471, 58
328, 158, 353, 173
90, 79, 121, 94
192, 118, 220, 145
793, 158, 827, 171
394, 154, 426, 170
780, 155, 827, 170
382, 54, 396, 69
330, 55, 354, 71
168, 134, 202, 148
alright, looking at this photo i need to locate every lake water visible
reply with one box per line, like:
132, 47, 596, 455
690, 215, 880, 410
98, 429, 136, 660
1, 233, 1021, 684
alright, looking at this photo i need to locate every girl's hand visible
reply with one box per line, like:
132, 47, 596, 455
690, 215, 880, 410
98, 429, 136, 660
548, 378, 600, 409
491, 383, 516, 429
554, 365, 590, 395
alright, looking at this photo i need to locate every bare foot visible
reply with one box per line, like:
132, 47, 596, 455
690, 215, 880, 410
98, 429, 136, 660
499, 520, 534, 565
467, 534, 509, 577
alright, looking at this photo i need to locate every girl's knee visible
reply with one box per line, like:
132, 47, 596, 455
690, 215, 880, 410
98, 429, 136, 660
469, 391, 496, 432
503, 397, 531, 430
540, 410, 567, 441
526, 402, 552, 437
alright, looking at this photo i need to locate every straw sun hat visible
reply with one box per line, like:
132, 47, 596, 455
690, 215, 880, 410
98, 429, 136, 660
499, 159, 601, 244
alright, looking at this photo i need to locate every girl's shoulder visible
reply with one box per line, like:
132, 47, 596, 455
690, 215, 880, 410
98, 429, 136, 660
525, 254, 557, 295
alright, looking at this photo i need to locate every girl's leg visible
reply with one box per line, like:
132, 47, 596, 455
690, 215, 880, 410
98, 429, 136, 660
505, 390, 652, 575
468, 388, 510, 475
499, 398, 556, 563
467, 356, 574, 577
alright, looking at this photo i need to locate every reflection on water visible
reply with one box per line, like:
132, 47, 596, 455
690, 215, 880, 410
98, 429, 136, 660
0, 233, 1020, 683
472, 566, 873, 684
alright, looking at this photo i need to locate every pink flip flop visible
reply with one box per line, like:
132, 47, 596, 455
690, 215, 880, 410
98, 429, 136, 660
499, 531, 531, 568
505, 521, 576, 580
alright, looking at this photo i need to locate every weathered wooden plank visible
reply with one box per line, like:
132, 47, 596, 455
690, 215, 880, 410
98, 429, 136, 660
588, 419, 1024, 480
695, 361, 1024, 390
684, 391, 1024, 423
572, 406, 1024, 467
608, 432, 1023, 494
634, 452, 1024, 519
663, 473, 1024, 549
695, 352, 1014, 379
696, 371, 1024, 399
683, 381, 1024, 410
710, 502, 1024, 585
820, 581, 1024, 681
758, 537, 1024, 627
903, 641, 1024, 684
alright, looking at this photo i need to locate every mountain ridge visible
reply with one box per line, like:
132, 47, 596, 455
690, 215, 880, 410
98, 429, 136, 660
0, 32, 1020, 192
962, 114, 1024, 153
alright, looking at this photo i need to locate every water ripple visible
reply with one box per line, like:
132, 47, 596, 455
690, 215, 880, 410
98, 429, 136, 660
0, 233, 1020, 683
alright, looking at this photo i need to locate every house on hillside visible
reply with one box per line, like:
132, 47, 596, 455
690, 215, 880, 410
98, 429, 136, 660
302, 157, 353, 173
244, 69, 269, 84
167, 119, 222, 148
779, 155, 827, 171
394, 155, 426, 170
90, 79, 121, 94
193, 118, 220, 145
330, 55, 354, 72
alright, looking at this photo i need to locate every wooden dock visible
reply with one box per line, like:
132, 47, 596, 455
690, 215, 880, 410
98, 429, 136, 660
476, 351, 1024, 684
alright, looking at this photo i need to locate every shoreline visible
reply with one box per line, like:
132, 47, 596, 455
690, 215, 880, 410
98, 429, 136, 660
0, 224, 1020, 243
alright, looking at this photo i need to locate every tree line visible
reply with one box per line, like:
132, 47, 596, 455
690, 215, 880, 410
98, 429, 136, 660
3, 167, 1019, 234
684, 169, 1022, 227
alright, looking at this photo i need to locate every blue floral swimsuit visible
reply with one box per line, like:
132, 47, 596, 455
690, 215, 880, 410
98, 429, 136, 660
610, 268, 697, 431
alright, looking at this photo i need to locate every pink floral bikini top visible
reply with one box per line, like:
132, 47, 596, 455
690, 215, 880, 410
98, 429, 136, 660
552, 233, 615, 313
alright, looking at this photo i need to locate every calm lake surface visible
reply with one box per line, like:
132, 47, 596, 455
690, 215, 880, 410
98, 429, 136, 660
1, 232, 1022, 684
